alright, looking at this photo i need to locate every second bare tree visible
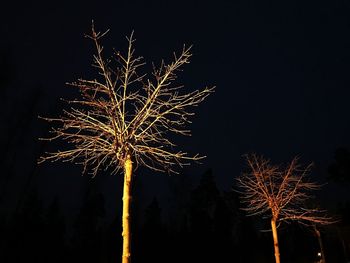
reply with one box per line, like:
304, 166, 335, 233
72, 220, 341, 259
236, 154, 333, 263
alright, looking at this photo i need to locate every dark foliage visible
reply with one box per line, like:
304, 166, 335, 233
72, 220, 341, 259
328, 147, 350, 183
0, 168, 347, 263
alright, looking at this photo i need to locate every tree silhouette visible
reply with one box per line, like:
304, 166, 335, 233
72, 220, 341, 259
39, 23, 214, 263
45, 197, 66, 263
327, 147, 350, 262
137, 197, 165, 263
236, 154, 333, 263
71, 185, 105, 263
189, 169, 221, 262
328, 147, 350, 183
4, 189, 47, 263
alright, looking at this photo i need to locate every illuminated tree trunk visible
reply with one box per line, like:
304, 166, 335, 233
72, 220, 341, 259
122, 155, 133, 263
271, 218, 280, 263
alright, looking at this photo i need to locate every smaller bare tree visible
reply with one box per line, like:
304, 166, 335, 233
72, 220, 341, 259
236, 154, 334, 263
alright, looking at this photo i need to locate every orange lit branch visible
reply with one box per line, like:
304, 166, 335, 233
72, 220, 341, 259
237, 154, 333, 225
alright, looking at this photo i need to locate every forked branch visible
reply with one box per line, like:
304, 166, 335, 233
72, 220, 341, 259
236, 154, 334, 226
39, 25, 214, 176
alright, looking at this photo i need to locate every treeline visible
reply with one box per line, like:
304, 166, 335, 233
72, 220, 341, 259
1, 167, 348, 263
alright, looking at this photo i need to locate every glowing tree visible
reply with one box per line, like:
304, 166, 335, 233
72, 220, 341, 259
236, 154, 333, 263
39, 24, 214, 263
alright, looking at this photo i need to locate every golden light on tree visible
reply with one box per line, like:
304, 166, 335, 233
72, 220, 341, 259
39, 23, 214, 263
236, 154, 334, 263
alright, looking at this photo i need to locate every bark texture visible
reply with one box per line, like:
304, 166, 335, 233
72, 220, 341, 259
271, 219, 280, 263
122, 155, 133, 263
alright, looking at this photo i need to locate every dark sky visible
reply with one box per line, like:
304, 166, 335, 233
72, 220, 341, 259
1, 0, 350, 220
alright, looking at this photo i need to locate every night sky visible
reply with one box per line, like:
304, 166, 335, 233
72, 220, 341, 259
1, 0, 350, 224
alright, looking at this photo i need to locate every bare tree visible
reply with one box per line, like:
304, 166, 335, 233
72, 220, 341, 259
39, 24, 214, 263
236, 154, 333, 263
